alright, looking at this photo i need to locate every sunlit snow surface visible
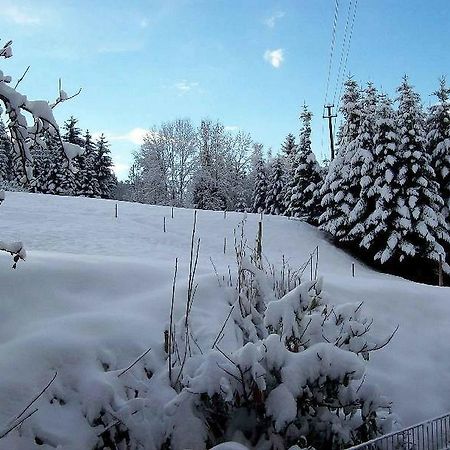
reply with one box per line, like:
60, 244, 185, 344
0, 192, 449, 448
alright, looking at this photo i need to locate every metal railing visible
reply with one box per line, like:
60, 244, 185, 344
346, 412, 450, 450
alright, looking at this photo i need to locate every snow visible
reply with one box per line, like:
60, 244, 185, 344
0, 192, 449, 448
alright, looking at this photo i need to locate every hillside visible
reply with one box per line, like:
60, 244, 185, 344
0, 192, 449, 449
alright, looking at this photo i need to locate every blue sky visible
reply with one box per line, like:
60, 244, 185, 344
1, 0, 449, 179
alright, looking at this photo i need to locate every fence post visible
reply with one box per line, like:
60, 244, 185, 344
115, 203, 118, 219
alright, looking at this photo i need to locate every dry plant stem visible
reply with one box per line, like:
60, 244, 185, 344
212, 304, 236, 349
118, 347, 152, 378
12, 371, 57, 424
210, 257, 222, 287
0, 408, 38, 440
168, 258, 178, 384
175, 211, 200, 386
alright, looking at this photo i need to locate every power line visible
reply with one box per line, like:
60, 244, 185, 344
324, 0, 340, 104
332, 0, 353, 105
337, 0, 359, 103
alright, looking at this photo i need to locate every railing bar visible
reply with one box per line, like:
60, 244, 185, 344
423, 424, 425, 450
433, 420, 435, 450
445, 416, 448, 448
345, 413, 450, 450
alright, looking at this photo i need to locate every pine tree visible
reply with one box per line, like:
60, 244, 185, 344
95, 134, 116, 199
252, 157, 268, 213
285, 105, 323, 223
362, 77, 449, 273
63, 116, 84, 146
360, 93, 399, 257
75, 130, 101, 197
31, 130, 56, 193
281, 133, 296, 160
280, 133, 297, 212
345, 82, 379, 241
265, 156, 285, 215
0, 118, 13, 182
320, 77, 362, 238
426, 77, 450, 222
44, 134, 76, 195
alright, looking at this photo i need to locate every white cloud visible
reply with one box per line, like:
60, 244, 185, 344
225, 125, 239, 132
0, 3, 41, 24
112, 162, 130, 180
174, 80, 199, 94
93, 128, 149, 146
264, 49, 284, 68
264, 11, 285, 28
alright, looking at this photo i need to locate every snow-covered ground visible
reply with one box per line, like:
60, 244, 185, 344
0, 192, 449, 448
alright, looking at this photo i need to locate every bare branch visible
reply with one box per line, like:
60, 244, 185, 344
118, 347, 152, 378
12, 371, 57, 423
13, 66, 30, 89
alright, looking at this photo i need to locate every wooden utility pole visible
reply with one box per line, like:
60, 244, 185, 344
323, 104, 337, 160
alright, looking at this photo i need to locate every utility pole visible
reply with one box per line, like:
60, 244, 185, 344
323, 104, 337, 160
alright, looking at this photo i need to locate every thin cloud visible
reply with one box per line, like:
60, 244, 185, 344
174, 80, 199, 94
225, 125, 239, 132
0, 3, 41, 25
264, 11, 285, 28
264, 49, 284, 68
112, 162, 130, 180
93, 128, 148, 146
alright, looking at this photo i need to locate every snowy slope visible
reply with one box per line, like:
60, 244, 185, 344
0, 192, 449, 448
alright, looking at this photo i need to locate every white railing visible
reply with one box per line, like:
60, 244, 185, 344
346, 412, 450, 450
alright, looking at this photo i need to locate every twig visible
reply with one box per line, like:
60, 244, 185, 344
12, 371, 57, 423
168, 258, 178, 384
118, 347, 152, 378
212, 304, 235, 349
51, 87, 82, 109
14, 65, 30, 89
0, 408, 38, 440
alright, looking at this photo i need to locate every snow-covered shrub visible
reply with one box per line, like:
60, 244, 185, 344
166, 257, 394, 450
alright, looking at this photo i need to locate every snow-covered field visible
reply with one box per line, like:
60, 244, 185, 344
0, 192, 449, 449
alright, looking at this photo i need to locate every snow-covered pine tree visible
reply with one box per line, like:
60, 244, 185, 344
284, 105, 323, 223
63, 116, 84, 146
62, 116, 84, 196
426, 77, 450, 223
95, 134, 117, 199
319, 77, 362, 238
281, 133, 296, 160
265, 156, 285, 215
251, 154, 268, 213
363, 77, 449, 274
75, 130, 101, 197
360, 93, 399, 258
43, 134, 76, 195
345, 82, 379, 241
280, 133, 297, 214
0, 118, 13, 182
